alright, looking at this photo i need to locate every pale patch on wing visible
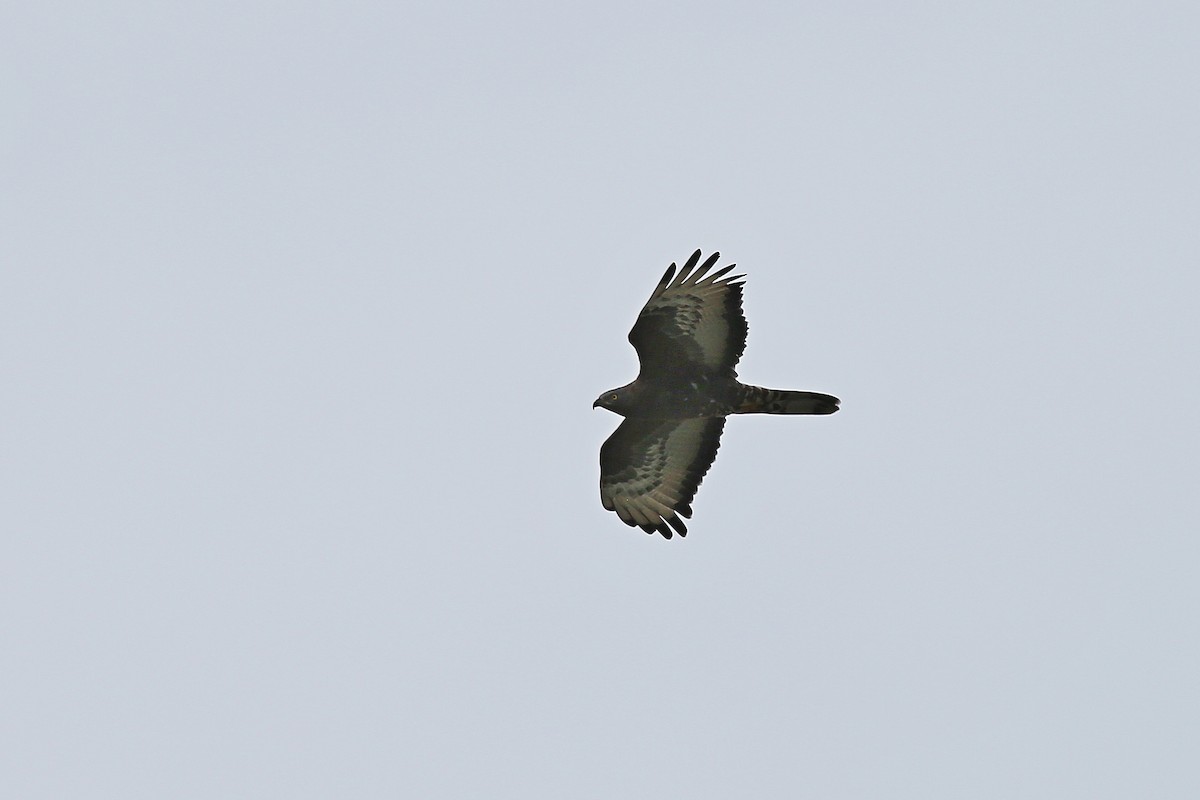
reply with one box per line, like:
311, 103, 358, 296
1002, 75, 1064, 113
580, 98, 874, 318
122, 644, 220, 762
599, 417, 726, 538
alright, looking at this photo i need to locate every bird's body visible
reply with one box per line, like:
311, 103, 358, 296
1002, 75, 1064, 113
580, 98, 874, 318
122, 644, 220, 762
598, 372, 737, 418
594, 250, 839, 539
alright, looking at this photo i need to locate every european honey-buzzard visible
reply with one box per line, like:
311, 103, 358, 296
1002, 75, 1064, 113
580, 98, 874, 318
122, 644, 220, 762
594, 250, 839, 539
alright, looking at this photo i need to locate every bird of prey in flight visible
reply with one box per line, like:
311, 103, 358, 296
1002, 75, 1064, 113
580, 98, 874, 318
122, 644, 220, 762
594, 250, 839, 539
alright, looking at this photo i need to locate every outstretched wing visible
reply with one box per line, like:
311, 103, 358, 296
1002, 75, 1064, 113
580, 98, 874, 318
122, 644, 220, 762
628, 250, 748, 379
599, 417, 726, 539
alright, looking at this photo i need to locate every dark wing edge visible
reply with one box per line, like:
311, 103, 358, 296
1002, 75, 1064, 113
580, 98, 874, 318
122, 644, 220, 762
599, 417, 727, 539
628, 250, 749, 378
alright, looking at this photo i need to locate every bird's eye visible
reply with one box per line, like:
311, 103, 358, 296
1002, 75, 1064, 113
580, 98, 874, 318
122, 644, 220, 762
608, 393, 618, 401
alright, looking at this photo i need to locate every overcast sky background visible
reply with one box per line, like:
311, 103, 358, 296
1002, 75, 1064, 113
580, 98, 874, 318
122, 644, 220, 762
4, 2, 1199, 798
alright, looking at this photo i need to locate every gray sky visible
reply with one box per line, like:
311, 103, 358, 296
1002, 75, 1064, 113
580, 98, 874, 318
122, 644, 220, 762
4, 2, 1199, 797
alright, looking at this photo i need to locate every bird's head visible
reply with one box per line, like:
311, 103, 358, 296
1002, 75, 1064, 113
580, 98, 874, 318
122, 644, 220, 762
593, 384, 634, 415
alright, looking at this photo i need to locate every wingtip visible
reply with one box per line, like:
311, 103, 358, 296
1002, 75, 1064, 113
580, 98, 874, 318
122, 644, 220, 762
642, 521, 673, 538
673, 250, 705, 288
700, 264, 740, 285
659, 263, 677, 287
687, 251, 722, 284
666, 515, 689, 537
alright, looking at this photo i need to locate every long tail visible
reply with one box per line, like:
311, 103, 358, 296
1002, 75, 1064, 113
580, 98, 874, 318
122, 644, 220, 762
734, 384, 840, 415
